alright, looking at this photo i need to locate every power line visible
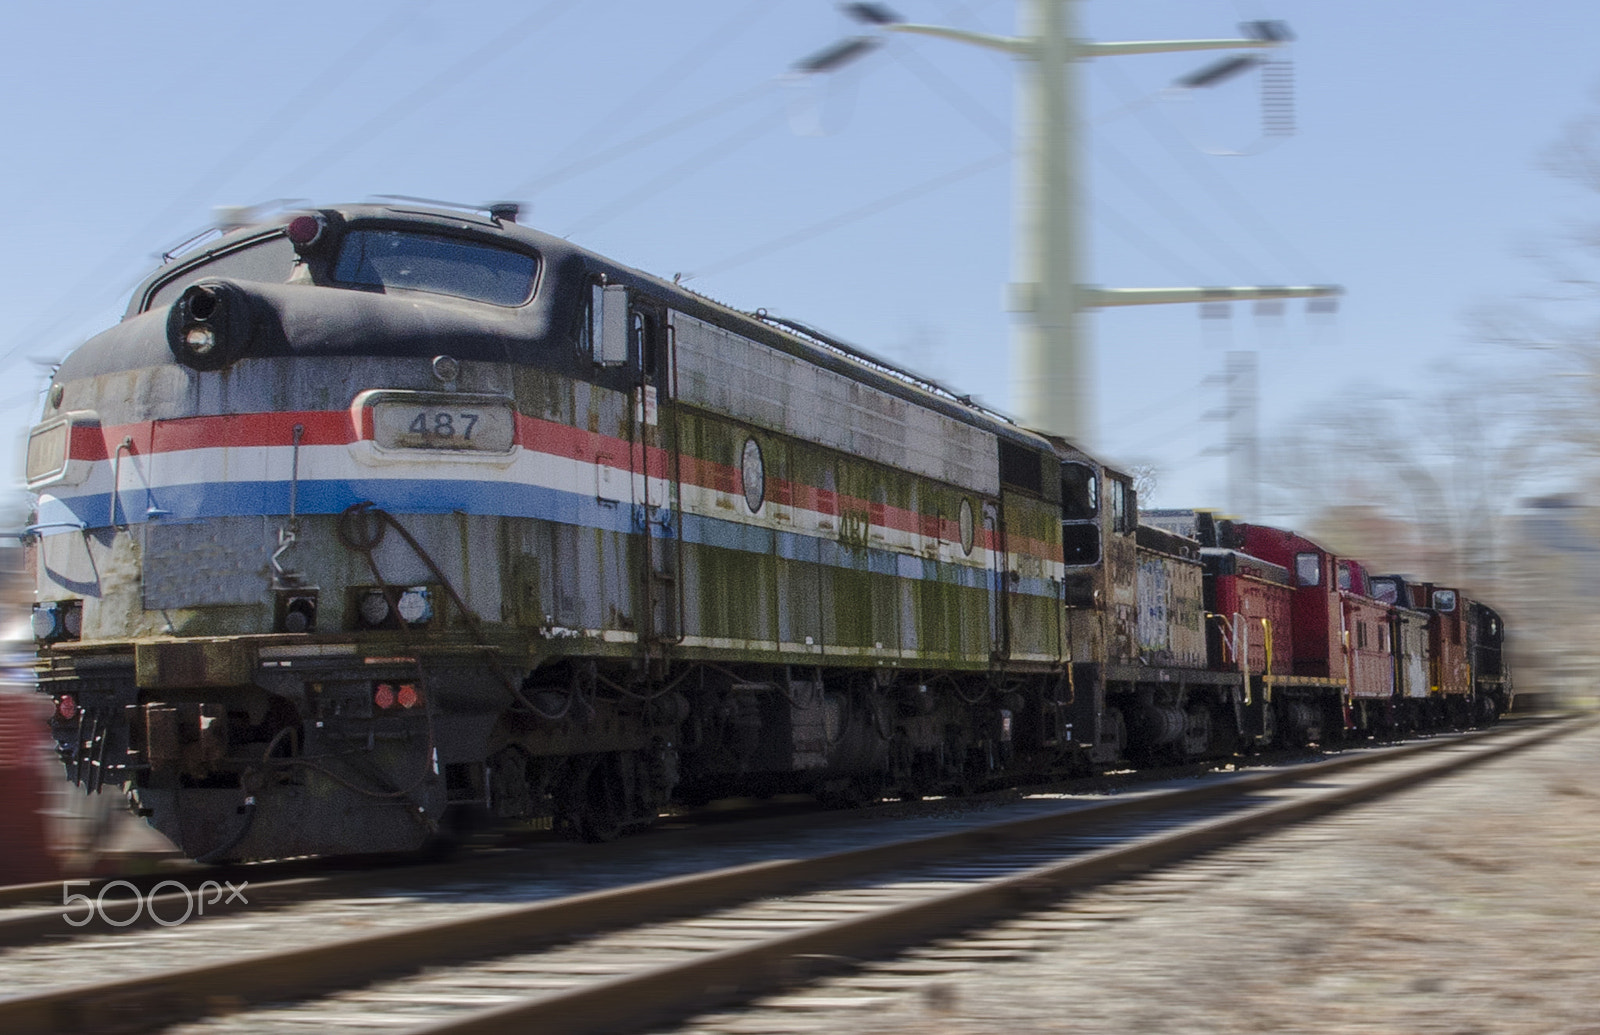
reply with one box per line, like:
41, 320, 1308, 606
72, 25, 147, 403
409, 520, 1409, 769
562, 107, 786, 239
0, 0, 436, 376
884, 35, 1009, 145
503, 82, 777, 199
1096, 61, 1331, 283
683, 151, 1009, 282
262, 0, 577, 197
1092, 197, 1215, 285
1094, 135, 1272, 284
521, 2, 777, 193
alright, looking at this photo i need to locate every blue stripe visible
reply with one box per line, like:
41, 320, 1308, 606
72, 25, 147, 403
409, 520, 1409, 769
38, 477, 1056, 600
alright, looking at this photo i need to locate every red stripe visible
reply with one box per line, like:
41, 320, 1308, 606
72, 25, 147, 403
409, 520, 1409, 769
59, 408, 1052, 560
69, 411, 355, 460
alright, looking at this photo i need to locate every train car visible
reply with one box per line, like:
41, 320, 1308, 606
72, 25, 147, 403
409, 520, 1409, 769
1407, 580, 1475, 723
1369, 573, 1440, 729
19, 202, 1514, 862
1335, 558, 1399, 720
1468, 600, 1510, 720
23, 203, 1094, 860
1212, 522, 1353, 744
1053, 480, 1246, 763
1199, 533, 1292, 744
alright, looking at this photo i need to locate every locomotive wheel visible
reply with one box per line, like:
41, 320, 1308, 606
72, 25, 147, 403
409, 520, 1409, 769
567, 756, 626, 843
1181, 704, 1212, 757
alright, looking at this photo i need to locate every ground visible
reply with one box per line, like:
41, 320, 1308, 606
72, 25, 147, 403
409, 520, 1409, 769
680, 719, 1600, 1034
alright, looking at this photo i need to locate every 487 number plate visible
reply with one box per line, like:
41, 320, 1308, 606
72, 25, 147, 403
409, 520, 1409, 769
369, 397, 516, 453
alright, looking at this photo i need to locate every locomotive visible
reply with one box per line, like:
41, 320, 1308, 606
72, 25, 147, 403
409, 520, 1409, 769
22, 203, 1509, 861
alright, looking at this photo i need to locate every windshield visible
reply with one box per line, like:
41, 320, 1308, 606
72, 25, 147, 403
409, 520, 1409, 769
144, 234, 298, 312
334, 229, 537, 306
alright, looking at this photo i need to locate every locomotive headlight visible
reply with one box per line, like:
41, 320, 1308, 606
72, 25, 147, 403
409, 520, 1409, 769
358, 590, 391, 627
166, 279, 253, 371
183, 325, 217, 354
396, 587, 433, 625
30, 605, 59, 641
61, 604, 82, 639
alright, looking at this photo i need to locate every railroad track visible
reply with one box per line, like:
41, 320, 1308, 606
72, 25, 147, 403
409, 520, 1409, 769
0, 740, 1398, 949
0, 717, 1577, 1035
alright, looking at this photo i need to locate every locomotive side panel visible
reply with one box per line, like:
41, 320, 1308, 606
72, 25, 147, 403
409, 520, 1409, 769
1133, 526, 1205, 670
670, 309, 1006, 670
999, 488, 1065, 665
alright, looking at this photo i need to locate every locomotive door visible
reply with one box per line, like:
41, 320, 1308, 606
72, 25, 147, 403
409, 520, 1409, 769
633, 304, 682, 645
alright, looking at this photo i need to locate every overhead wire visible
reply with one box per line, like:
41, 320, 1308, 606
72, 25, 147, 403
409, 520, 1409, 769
1095, 61, 1331, 284
503, 81, 779, 201
883, 33, 1010, 146
560, 105, 787, 239
1093, 136, 1272, 284
517, 2, 777, 191
1091, 199, 1214, 284
683, 150, 1009, 281
262, 0, 578, 197
0, 0, 437, 377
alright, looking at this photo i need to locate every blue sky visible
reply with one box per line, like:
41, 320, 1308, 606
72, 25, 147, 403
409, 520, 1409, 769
2, 0, 1596, 516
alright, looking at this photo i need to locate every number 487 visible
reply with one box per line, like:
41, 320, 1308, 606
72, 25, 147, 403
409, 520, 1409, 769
409, 412, 480, 440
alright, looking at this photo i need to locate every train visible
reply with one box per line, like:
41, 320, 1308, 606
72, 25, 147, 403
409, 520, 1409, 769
20, 202, 1510, 861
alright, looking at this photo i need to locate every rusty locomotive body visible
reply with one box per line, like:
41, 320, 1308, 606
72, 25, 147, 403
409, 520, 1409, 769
22, 204, 1509, 861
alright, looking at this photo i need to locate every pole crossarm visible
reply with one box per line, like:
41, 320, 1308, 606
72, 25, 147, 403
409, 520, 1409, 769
885, 23, 1031, 56
1081, 285, 1343, 308
872, 2, 1313, 445
1083, 38, 1281, 58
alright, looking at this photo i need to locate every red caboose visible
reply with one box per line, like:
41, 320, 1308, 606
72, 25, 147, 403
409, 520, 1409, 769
1198, 519, 1349, 744
1336, 558, 1398, 705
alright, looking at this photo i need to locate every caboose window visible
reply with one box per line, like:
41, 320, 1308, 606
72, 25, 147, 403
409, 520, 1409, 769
334, 230, 537, 306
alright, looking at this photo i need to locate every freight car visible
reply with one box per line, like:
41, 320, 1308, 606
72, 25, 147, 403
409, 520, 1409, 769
20, 203, 1506, 861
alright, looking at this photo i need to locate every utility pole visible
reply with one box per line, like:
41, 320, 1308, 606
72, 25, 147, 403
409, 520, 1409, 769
837, 1, 1341, 448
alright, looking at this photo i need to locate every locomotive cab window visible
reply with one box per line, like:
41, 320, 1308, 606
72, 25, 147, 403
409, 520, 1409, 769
1295, 552, 1321, 587
1060, 462, 1097, 520
1431, 589, 1457, 612
333, 230, 537, 306
1060, 461, 1100, 565
1108, 475, 1136, 535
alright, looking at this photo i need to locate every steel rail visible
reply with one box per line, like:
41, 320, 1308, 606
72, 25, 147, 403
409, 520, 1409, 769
0, 721, 1567, 1035
409, 719, 1583, 1035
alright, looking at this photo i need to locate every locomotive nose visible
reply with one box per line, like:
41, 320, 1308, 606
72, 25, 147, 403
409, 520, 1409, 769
166, 278, 255, 370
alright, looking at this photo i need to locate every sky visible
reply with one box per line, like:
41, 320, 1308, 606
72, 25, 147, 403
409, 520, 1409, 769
1, 0, 1597, 519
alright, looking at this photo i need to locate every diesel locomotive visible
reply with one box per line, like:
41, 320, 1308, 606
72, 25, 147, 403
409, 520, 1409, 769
22, 203, 1509, 861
